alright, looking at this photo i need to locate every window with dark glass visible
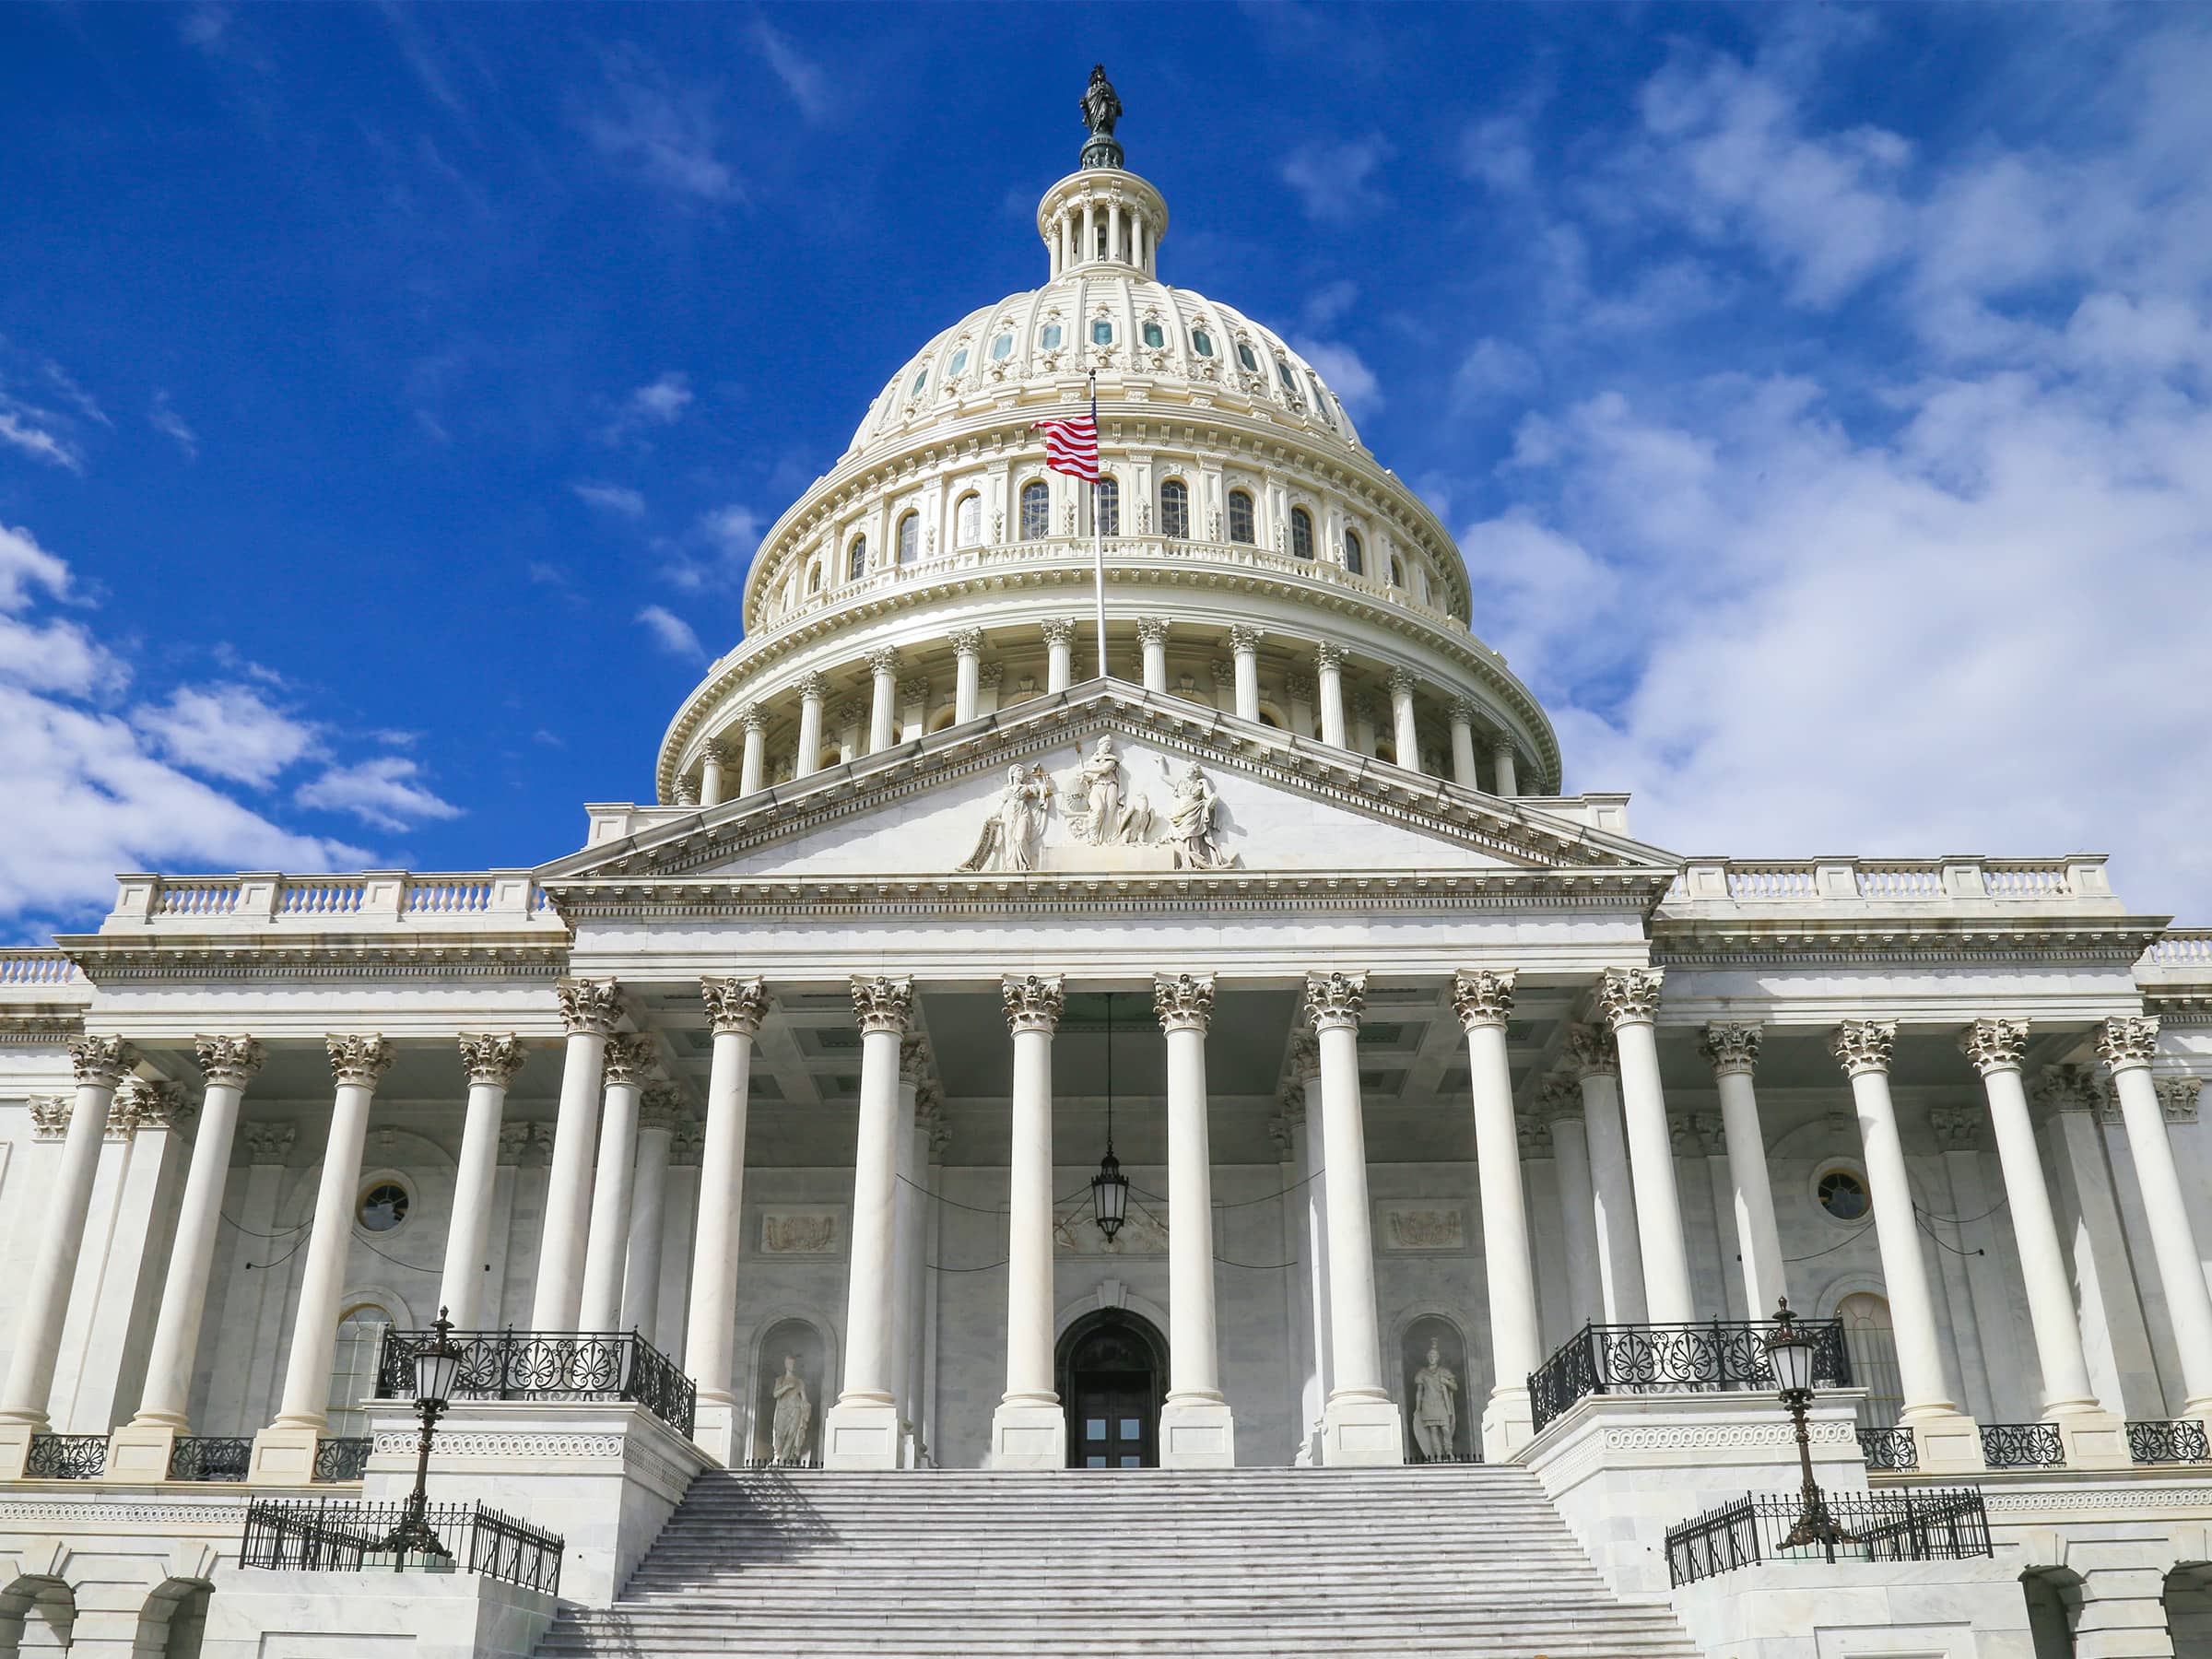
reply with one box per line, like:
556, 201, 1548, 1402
1390, 557, 1405, 586
1236, 340, 1259, 372
1290, 507, 1314, 559
1020, 480, 1050, 540
956, 494, 982, 548
1041, 323, 1063, 349
848, 535, 867, 581
909, 367, 928, 396
359, 1183, 409, 1232
1191, 328, 1214, 358
1228, 488, 1255, 545
1343, 531, 1363, 576
1091, 318, 1113, 346
897, 512, 919, 565
948, 347, 969, 376
1159, 479, 1189, 540
1142, 321, 1164, 348
991, 333, 1014, 360
1818, 1169, 1872, 1221
1276, 357, 1298, 392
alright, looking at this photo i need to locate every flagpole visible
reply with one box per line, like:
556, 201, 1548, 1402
1088, 371, 1107, 683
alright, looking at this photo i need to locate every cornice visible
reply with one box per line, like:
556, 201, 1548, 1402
1653, 916, 2168, 969
52, 933, 572, 985
0, 1013, 85, 1044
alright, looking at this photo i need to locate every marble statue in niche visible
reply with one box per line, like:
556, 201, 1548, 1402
959, 763, 1056, 871
1410, 1340, 1459, 1462
770, 1355, 812, 1465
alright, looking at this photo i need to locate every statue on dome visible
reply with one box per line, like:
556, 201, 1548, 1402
770, 1354, 812, 1465
1164, 760, 1237, 870
1078, 65, 1124, 171
959, 762, 1057, 872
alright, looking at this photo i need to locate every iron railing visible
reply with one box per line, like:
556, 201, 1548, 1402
2129, 1418, 2212, 1465
312, 1437, 371, 1482
1528, 1319, 1852, 1433
23, 1434, 107, 1480
1666, 1488, 1993, 1587
168, 1436, 253, 1482
1979, 1421, 2065, 1469
241, 1497, 562, 1594
1856, 1427, 1919, 1472
375, 1328, 696, 1439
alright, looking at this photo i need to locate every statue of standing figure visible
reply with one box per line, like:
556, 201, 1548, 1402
958, 763, 1056, 871
1063, 735, 1154, 846
1411, 1340, 1459, 1462
1164, 760, 1236, 869
770, 1354, 812, 1465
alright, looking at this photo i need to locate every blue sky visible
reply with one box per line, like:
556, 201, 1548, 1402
2, 3, 2209, 940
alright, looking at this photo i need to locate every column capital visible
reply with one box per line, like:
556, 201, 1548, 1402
601, 1032, 658, 1086
1491, 734, 1518, 759
948, 628, 985, 657
1699, 1021, 1762, 1078
2159, 1076, 2203, 1124
1002, 974, 1065, 1035
701, 975, 771, 1037
1929, 1105, 1983, 1152
899, 1031, 931, 1080
2031, 1063, 2105, 1115
1959, 1017, 2030, 1077
1386, 666, 1418, 698
1286, 1030, 1322, 1083
898, 675, 931, 705
917, 1099, 952, 1158
1451, 969, 1517, 1030
1272, 1088, 1306, 1132
498, 1122, 535, 1164
68, 1033, 138, 1088
1153, 972, 1216, 1033
27, 1094, 69, 1139
242, 1122, 297, 1164
738, 702, 767, 734
1563, 1021, 1618, 1080
325, 1033, 394, 1089
851, 974, 915, 1036
698, 737, 726, 767
194, 1034, 266, 1089
1303, 970, 1367, 1033
865, 647, 900, 677
1449, 697, 1478, 724
797, 670, 831, 701
115, 1077, 189, 1135
1517, 1112, 1552, 1158
978, 662, 1006, 689
1135, 617, 1169, 646
1535, 1074, 1583, 1122
458, 1032, 527, 1088
2096, 1014, 2160, 1074
1040, 618, 1078, 647
1597, 967, 1665, 1028
639, 1084, 688, 1133
1228, 624, 1265, 654
557, 977, 623, 1037
1830, 1018, 1898, 1077
1313, 641, 1346, 672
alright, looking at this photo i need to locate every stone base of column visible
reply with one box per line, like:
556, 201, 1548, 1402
989, 1399, 1066, 1470
1159, 1396, 1236, 1468
101, 1420, 182, 1483
246, 1422, 324, 1487
1480, 1383, 1535, 1463
821, 1396, 902, 1470
0, 1420, 35, 1481
1321, 1393, 1404, 1467
2052, 1405, 2132, 1470
1294, 1419, 1324, 1468
1901, 1406, 1984, 1474
689, 1395, 739, 1468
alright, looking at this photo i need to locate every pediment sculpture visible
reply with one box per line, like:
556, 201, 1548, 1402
956, 735, 1239, 872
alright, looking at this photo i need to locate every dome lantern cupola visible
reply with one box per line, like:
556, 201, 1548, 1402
1039, 65, 1166, 280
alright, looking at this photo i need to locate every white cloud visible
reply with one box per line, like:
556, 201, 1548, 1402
0, 409, 80, 471
179, 6, 230, 51
149, 390, 199, 460
584, 48, 743, 206
751, 19, 831, 124
571, 479, 646, 517
600, 371, 693, 445
1451, 337, 1543, 412
1302, 280, 1359, 331
1291, 338, 1382, 418
133, 683, 318, 786
1280, 136, 1392, 223
295, 756, 462, 833
635, 604, 703, 658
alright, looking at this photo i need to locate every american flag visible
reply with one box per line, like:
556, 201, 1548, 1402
1031, 398, 1100, 483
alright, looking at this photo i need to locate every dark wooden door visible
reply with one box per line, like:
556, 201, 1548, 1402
1065, 1323, 1159, 1467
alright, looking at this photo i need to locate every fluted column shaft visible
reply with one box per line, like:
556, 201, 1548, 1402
622, 1096, 679, 1339
1388, 671, 1419, 771
687, 982, 767, 1425
1491, 740, 1519, 797
867, 653, 899, 753
1, 1039, 136, 1427
840, 979, 911, 1412
738, 712, 766, 797
794, 675, 828, 779
1701, 1024, 1787, 1319
1230, 628, 1262, 721
952, 631, 982, 723
1541, 1086, 1603, 1328
1448, 702, 1478, 788
1044, 622, 1076, 693
1456, 972, 1539, 1453
1602, 971, 1695, 1324
532, 980, 619, 1330
2100, 1017, 2212, 1415
699, 744, 725, 808
1315, 645, 1347, 749
1137, 620, 1168, 694
1154, 975, 1233, 1464
1002, 981, 1060, 1406
579, 1034, 653, 1332
888, 1054, 923, 1447
442, 1036, 524, 1329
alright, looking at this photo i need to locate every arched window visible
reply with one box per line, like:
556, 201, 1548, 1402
1227, 488, 1255, 546
896, 512, 919, 566
326, 1304, 393, 1438
1389, 555, 1406, 587
1290, 507, 1314, 559
1343, 530, 1364, 576
1096, 477, 1121, 537
1837, 1293, 1902, 1429
1159, 479, 1189, 540
806, 563, 822, 594
1020, 480, 1050, 541
956, 493, 982, 548
847, 535, 867, 582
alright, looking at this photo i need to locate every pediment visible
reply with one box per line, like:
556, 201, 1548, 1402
543, 684, 1680, 888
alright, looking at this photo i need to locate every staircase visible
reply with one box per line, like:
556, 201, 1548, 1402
535, 1465, 1702, 1657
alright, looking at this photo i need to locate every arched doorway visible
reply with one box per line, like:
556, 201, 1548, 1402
1056, 1309, 1167, 1469
1836, 1292, 1902, 1430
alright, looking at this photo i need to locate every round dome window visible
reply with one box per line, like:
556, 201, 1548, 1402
359, 1181, 410, 1233
1816, 1168, 1871, 1222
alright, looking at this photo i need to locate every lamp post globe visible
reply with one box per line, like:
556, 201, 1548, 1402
377, 1306, 464, 1568
1765, 1296, 1854, 1552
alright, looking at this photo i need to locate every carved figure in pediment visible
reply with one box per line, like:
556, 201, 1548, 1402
770, 1355, 812, 1465
959, 763, 1056, 872
1164, 761, 1237, 870
1062, 735, 1155, 846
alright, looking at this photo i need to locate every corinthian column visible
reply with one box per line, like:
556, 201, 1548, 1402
443, 1035, 524, 1329
687, 976, 769, 1462
108, 1037, 265, 1477
699, 741, 726, 808
2099, 1016, 2212, 1419
1135, 618, 1169, 693
532, 978, 621, 1331
1831, 1019, 1982, 1471
1155, 974, 1235, 1466
1387, 669, 1419, 771
249, 1035, 394, 1484
992, 975, 1065, 1468
794, 672, 830, 779
1699, 1023, 1787, 1319
1306, 971, 1404, 1465
737, 705, 767, 798
1454, 971, 1540, 1456
866, 649, 900, 753
1490, 738, 1519, 797
1448, 700, 1478, 787
580, 1034, 656, 1333
1566, 1023, 1645, 1324
951, 629, 984, 723
1599, 969, 1695, 1324
1229, 626, 1264, 720
1314, 642, 1347, 748
825, 976, 912, 1468
1042, 619, 1077, 692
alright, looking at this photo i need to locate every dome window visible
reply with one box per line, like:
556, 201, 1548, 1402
897, 512, 919, 566
1343, 531, 1364, 577
1236, 341, 1259, 372
1191, 328, 1214, 359
956, 493, 982, 549
808, 563, 823, 594
1142, 321, 1165, 349
1159, 479, 1189, 540
949, 347, 970, 376
1041, 323, 1064, 350
1228, 488, 1255, 546
1390, 556, 1405, 587
990, 333, 1014, 361
1020, 480, 1050, 541
1290, 507, 1314, 560
1276, 357, 1298, 392
1091, 319, 1114, 347
1097, 477, 1121, 537
909, 367, 928, 397
848, 535, 867, 582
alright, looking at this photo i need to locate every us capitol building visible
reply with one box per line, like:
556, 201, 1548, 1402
4, 68, 2212, 1659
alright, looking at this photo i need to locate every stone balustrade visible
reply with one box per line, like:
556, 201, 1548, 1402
1666, 854, 2121, 913
103, 870, 559, 931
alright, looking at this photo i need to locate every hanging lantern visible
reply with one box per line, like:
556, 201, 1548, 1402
1092, 1149, 1129, 1239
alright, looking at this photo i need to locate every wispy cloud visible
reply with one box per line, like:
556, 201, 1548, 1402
134, 682, 315, 786
178, 6, 231, 53
149, 390, 199, 460
635, 603, 702, 658
599, 371, 693, 445
583, 45, 743, 206
1291, 337, 1382, 417
1280, 136, 1392, 222
295, 755, 462, 832
751, 19, 831, 124
571, 479, 645, 517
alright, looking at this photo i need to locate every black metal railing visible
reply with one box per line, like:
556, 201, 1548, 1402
1666, 1488, 1993, 1587
1979, 1421, 2065, 1469
312, 1437, 371, 1483
1529, 1319, 1852, 1433
241, 1497, 562, 1594
23, 1434, 107, 1480
1856, 1426, 1919, 1472
2129, 1418, 2212, 1465
168, 1436, 253, 1482
375, 1328, 696, 1439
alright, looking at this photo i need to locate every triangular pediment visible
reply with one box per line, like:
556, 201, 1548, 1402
542, 683, 1680, 888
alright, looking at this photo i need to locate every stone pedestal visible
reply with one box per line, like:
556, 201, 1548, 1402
1903, 1406, 1986, 1475
100, 1421, 180, 1483
2053, 1406, 2134, 1471
989, 1401, 1066, 1470
1321, 1395, 1405, 1467
0, 1422, 34, 1481
200, 1565, 555, 1659
822, 1397, 902, 1471
689, 1397, 739, 1468
1671, 1556, 2035, 1658
1159, 1397, 1236, 1468
246, 1424, 324, 1488
1480, 1383, 1535, 1463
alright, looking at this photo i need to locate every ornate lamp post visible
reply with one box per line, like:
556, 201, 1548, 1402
1090, 995, 1128, 1240
1765, 1296, 1854, 1550
377, 1307, 464, 1569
